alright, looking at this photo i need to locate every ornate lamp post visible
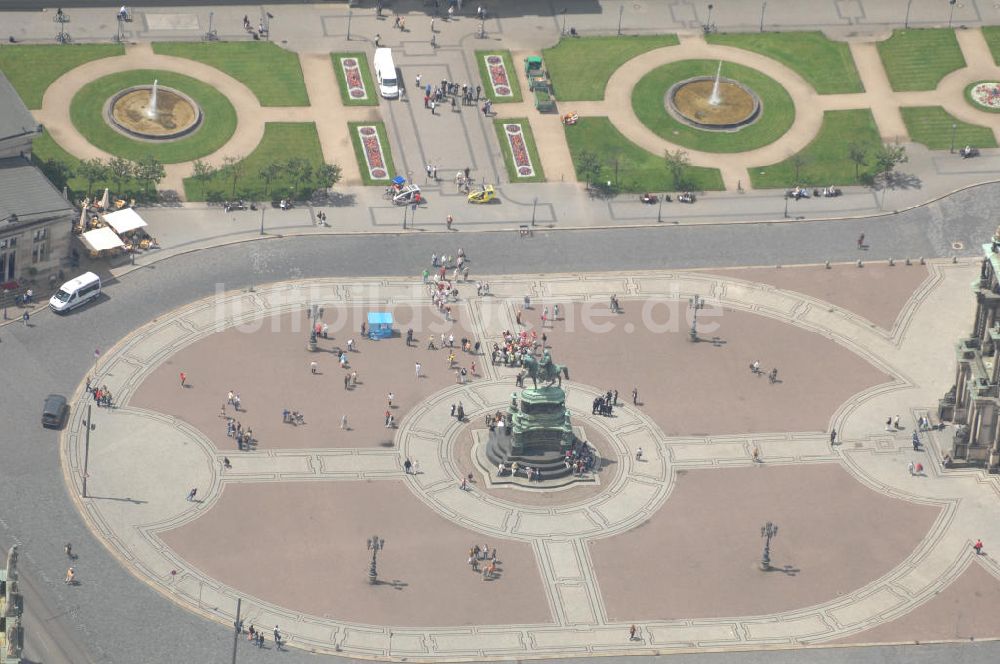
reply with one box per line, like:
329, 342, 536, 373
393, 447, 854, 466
948, 0, 957, 29
760, 521, 778, 570
54, 8, 71, 44
367, 535, 385, 584
688, 294, 705, 342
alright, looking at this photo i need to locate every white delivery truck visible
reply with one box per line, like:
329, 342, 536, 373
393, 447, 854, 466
373, 48, 399, 99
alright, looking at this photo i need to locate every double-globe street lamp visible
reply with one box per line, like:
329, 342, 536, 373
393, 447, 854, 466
367, 535, 385, 584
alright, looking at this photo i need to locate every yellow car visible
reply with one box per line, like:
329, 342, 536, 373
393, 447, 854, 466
467, 184, 496, 204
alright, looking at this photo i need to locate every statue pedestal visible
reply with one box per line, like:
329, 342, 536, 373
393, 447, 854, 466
473, 428, 599, 489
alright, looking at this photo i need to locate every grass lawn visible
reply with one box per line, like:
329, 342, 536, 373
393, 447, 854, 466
981, 26, 1000, 64
31, 132, 141, 200
632, 59, 794, 153
876, 29, 965, 91
70, 70, 237, 164
347, 121, 399, 186
331, 52, 379, 106
750, 109, 881, 188
183, 122, 325, 201
152, 41, 308, 106
901, 106, 997, 150
565, 117, 724, 193
544, 35, 679, 101
0, 43, 124, 109
493, 118, 545, 183
475, 50, 522, 103
706, 31, 862, 94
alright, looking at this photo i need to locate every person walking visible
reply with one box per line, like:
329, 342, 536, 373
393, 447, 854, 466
885, 416, 893, 431
907, 460, 915, 476
629, 624, 638, 641
387, 392, 394, 408
973, 539, 984, 555
341, 414, 348, 430
404, 458, 412, 474
446, 214, 453, 230
344, 373, 350, 390
186, 487, 197, 501
65, 542, 74, 560
635, 447, 643, 461
632, 386, 639, 405
857, 232, 865, 249
374, 33, 381, 47
416, 73, 422, 88
415, 361, 422, 378
180, 371, 187, 387
830, 429, 837, 445
21, 310, 28, 326
310, 361, 318, 374
273, 626, 282, 651
223, 457, 232, 470
64, 567, 75, 584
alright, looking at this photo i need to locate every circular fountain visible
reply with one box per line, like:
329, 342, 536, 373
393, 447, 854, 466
105, 79, 203, 141
667, 61, 762, 131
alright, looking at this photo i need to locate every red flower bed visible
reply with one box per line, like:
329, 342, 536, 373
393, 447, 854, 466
485, 54, 513, 96
340, 58, 368, 100
504, 124, 534, 177
358, 126, 388, 179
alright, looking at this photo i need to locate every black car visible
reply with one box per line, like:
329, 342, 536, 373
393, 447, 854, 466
42, 394, 68, 429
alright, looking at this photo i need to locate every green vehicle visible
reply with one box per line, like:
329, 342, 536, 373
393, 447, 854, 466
524, 56, 555, 112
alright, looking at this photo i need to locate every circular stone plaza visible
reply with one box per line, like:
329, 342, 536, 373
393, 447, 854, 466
4, 2, 1000, 664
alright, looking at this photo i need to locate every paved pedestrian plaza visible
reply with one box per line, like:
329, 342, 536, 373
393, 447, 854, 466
60, 258, 1000, 658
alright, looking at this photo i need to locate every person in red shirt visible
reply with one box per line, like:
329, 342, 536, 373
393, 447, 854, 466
974, 539, 984, 555
180, 371, 187, 386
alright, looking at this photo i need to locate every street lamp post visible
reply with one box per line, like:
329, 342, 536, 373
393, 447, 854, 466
783, 191, 789, 218
560, 8, 568, 35
367, 535, 385, 584
950, 122, 958, 153
410, 202, 417, 227
531, 197, 537, 226
231, 597, 242, 664
82, 404, 93, 497
657, 194, 663, 222
402, 203, 407, 229
54, 8, 70, 44
904, 0, 913, 29
688, 294, 705, 342
948, 0, 957, 29
347, 9, 353, 40
760, 521, 779, 570
617, 4, 624, 36
706, 3, 714, 31
759, 1, 767, 32
259, 206, 265, 235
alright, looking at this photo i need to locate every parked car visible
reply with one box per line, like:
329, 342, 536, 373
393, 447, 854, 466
42, 394, 68, 429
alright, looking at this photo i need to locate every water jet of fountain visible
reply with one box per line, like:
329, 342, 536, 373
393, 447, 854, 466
145, 79, 159, 119
708, 61, 722, 106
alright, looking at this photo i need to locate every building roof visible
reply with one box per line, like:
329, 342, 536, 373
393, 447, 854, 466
0, 157, 73, 226
0, 71, 39, 144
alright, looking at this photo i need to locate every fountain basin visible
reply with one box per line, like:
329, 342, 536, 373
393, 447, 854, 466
105, 84, 203, 141
667, 76, 761, 131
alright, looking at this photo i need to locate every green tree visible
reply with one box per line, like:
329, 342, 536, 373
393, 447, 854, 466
135, 155, 165, 197
108, 157, 134, 196
791, 154, 810, 183
77, 158, 108, 197
283, 157, 311, 200
222, 156, 245, 198
664, 149, 690, 191
317, 163, 343, 190
577, 151, 602, 189
848, 143, 868, 182
258, 161, 282, 198
192, 159, 215, 183
874, 142, 907, 182
35, 157, 72, 193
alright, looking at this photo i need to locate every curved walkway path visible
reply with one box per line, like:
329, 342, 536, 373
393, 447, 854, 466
34, 43, 379, 195
520, 29, 1000, 192
59, 261, 1000, 659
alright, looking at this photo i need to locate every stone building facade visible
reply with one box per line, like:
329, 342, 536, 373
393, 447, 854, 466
942, 233, 1000, 470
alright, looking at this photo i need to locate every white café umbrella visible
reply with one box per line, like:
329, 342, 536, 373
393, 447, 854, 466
99, 187, 110, 210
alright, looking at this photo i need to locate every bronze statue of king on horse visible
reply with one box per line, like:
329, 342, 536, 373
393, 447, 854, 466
522, 349, 570, 389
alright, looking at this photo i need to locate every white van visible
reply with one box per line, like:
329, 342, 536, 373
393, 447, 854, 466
49, 272, 101, 313
373, 48, 399, 99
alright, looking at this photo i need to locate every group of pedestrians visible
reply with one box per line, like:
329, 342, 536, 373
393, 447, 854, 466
467, 543, 499, 579
592, 390, 618, 417
85, 376, 113, 407
749, 360, 779, 384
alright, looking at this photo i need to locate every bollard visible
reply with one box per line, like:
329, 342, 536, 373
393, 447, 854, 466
825, 259, 831, 269
953, 255, 958, 263
919, 256, 925, 265
905, 257, 912, 266
889, 257, 895, 266
857, 259, 863, 268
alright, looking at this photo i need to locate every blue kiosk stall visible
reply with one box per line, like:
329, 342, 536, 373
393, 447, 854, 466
367, 311, 394, 340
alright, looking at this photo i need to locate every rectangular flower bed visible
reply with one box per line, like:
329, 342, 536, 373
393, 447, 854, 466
332, 52, 378, 106
475, 50, 522, 103
348, 121, 398, 185
494, 118, 545, 183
